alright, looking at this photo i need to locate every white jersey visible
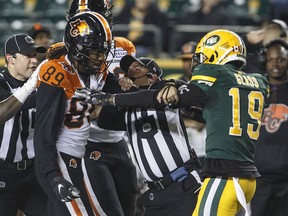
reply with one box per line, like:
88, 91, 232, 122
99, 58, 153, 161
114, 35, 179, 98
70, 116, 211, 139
89, 37, 136, 143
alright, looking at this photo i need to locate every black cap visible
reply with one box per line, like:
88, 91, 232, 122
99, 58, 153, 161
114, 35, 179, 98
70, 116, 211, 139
3, 33, 47, 56
264, 38, 288, 50
28, 23, 52, 39
120, 55, 163, 77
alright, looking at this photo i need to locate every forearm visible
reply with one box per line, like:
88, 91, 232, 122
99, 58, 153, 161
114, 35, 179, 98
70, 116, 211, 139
0, 95, 22, 124
113, 90, 159, 108
176, 83, 209, 108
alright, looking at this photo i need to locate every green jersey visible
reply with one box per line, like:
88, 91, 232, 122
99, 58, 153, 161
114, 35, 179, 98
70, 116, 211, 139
191, 64, 269, 165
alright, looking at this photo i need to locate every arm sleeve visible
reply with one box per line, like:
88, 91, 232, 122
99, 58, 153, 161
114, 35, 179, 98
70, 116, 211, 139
114, 90, 159, 108
174, 83, 209, 108
114, 83, 208, 109
34, 82, 66, 182
97, 106, 126, 131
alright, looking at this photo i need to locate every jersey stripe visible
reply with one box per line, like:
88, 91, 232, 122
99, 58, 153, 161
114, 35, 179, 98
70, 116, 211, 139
0, 73, 35, 162
192, 75, 217, 83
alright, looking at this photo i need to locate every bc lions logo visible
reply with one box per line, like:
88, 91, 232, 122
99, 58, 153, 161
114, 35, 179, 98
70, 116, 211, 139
262, 104, 288, 133
59, 62, 74, 74
69, 159, 78, 168
70, 19, 91, 37
90, 151, 101, 160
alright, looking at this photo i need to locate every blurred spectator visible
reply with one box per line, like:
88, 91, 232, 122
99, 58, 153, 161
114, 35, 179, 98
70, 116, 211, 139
175, 0, 238, 50
27, 23, 53, 62
28, 23, 53, 49
270, 0, 288, 23
177, 41, 197, 82
243, 19, 288, 74
250, 39, 288, 216
115, 0, 169, 57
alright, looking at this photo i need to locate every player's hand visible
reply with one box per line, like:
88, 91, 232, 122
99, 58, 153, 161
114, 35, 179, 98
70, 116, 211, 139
156, 82, 179, 105
50, 176, 80, 202
75, 88, 112, 106
118, 77, 134, 91
74, 87, 92, 100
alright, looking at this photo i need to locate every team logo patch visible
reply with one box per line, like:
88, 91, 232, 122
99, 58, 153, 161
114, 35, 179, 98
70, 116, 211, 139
149, 193, 154, 200
90, 151, 101, 160
205, 35, 220, 46
59, 62, 74, 74
262, 104, 288, 133
70, 19, 91, 37
25, 35, 34, 44
178, 85, 189, 94
0, 181, 5, 188
69, 159, 78, 168
142, 123, 152, 133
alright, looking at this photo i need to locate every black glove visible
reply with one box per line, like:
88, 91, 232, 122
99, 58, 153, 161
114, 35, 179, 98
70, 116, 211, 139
181, 107, 206, 123
50, 176, 80, 202
75, 87, 112, 106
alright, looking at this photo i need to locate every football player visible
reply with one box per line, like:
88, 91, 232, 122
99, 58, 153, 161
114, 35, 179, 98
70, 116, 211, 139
33, 11, 114, 215
157, 29, 270, 216
67, 1, 138, 215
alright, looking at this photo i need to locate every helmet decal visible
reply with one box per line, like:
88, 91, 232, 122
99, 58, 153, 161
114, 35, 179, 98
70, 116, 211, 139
70, 18, 91, 37
205, 35, 220, 46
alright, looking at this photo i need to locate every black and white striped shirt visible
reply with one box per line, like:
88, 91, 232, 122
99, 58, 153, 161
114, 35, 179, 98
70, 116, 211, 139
98, 80, 198, 181
0, 70, 36, 162
125, 107, 191, 181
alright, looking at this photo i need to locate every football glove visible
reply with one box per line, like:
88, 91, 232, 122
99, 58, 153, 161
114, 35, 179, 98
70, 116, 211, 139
75, 88, 112, 106
50, 176, 80, 202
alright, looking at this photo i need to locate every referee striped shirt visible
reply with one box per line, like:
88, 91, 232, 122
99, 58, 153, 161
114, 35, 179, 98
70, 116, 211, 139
0, 70, 35, 162
125, 107, 191, 181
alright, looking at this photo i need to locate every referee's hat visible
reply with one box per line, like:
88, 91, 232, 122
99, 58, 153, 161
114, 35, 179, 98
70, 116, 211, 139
4, 33, 46, 56
120, 55, 163, 77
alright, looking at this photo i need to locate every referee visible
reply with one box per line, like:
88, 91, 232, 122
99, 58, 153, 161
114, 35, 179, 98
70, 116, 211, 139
83, 56, 208, 216
0, 34, 47, 215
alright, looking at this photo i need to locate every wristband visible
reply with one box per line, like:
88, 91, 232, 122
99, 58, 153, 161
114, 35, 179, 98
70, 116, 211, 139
13, 83, 34, 104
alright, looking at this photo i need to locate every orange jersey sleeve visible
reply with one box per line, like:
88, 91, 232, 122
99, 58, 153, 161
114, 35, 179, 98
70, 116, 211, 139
114, 37, 136, 56
38, 56, 83, 99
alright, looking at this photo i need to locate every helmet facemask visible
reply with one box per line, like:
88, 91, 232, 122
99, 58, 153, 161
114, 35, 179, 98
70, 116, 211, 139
68, 38, 111, 75
64, 11, 113, 76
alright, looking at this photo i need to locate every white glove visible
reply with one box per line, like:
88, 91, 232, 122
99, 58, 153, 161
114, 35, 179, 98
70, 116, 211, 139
13, 69, 39, 103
